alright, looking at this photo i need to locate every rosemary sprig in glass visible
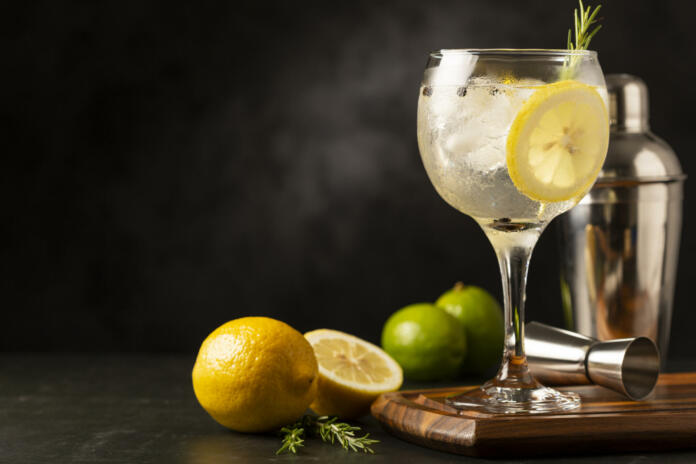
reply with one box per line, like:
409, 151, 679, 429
276, 415, 379, 455
567, 0, 602, 51
561, 0, 603, 80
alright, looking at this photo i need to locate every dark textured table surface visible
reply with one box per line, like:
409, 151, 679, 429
2, 355, 696, 464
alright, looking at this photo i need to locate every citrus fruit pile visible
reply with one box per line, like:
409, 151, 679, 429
192, 317, 402, 432
381, 283, 504, 381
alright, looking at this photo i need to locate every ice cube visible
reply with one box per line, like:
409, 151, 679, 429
427, 88, 465, 123
466, 137, 507, 171
433, 77, 535, 173
462, 85, 517, 133
445, 130, 480, 155
443, 117, 506, 172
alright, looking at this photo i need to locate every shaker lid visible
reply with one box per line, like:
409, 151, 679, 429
596, 74, 684, 183
607, 74, 649, 132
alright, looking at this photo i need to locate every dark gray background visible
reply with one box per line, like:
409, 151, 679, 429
3, 0, 695, 358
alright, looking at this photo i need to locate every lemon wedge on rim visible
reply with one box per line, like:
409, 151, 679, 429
305, 329, 403, 418
506, 80, 609, 203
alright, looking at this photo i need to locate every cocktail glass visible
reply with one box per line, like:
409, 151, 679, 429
417, 49, 609, 413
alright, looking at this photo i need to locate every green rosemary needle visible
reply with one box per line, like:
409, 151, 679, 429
316, 416, 379, 453
276, 424, 305, 455
561, 0, 603, 79
567, 0, 602, 51
276, 415, 379, 455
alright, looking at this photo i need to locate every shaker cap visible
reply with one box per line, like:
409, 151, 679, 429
596, 74, 684, 183
607, 74, 649, 132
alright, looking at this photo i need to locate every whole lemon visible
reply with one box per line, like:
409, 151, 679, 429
436, 283, 504, 374
192, 317, 318, 433
381, 303, 466, 381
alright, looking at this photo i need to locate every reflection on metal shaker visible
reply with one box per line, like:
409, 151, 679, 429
558, 74, 685, 366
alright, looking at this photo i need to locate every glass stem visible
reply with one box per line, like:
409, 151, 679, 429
486, 227, 542, 388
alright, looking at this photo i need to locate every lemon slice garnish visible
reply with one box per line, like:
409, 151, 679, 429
506, 80, 609, 203
305, 329, 402, 418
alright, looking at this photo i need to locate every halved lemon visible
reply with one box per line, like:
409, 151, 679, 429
305, 329, 403, 419
506, 80, 609, 203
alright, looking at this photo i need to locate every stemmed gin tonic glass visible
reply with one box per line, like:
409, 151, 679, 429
417, 49, 609, 413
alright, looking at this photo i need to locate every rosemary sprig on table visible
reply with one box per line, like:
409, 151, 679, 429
277, 423, 306, 455
276, 415, 379, 455
561, 0, 603, 80
316, 416, 379, 453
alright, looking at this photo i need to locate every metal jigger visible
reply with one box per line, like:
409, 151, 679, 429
526, 322, 660, 401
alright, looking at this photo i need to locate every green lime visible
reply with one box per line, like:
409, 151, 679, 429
436, 283, 504, 374
381, 303, 466, 381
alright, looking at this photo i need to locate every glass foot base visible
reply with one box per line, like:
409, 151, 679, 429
446, 381, 581, 414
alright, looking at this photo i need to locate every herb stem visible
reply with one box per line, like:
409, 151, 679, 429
561, 0, 602, 79
276, 415, 379, 455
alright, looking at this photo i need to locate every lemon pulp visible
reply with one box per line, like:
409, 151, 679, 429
305, 329, 402, 418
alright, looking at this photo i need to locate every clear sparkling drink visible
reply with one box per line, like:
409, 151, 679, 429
417, 77, 606, 232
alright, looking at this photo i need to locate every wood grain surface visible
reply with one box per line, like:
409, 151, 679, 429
370, 372, 696, 457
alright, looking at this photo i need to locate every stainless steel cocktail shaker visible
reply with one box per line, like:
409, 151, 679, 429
557, 74, 685, 366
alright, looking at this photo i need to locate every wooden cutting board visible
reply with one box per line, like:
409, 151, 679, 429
371, 372, 696, 457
